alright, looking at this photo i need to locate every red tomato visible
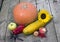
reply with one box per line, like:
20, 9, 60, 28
13, 2, 37, 25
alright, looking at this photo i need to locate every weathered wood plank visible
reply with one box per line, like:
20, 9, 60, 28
0, 21, 7, 42
0, 0, 4, 11
52, 0, 60, 42
5, 0, 19, 42
0, 0, 2, 7
0, 0, 10, 41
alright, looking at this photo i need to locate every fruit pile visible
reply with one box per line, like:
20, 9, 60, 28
8, 23, 47, 38
7, 2, 53, 38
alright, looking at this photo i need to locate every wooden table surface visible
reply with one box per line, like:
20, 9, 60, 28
0, 0, 60, 42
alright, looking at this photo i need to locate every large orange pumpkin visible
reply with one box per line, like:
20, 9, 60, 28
13, 2, 37, 25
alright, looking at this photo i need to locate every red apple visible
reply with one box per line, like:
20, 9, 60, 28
12, 24, 25, 35
39, 28, 46, 33
39, 27, 47, 38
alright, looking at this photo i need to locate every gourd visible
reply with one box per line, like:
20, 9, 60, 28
23, 9, 53, 35
13, 2, 37, 25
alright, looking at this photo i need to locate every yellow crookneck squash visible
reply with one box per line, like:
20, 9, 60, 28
23, 9, 53, 35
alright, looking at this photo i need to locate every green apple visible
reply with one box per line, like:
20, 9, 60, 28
8, 22, 17, 30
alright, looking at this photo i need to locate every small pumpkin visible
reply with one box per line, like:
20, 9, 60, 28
13, 2, 37, 25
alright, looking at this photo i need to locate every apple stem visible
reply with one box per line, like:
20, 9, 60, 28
11, 24, 13, 26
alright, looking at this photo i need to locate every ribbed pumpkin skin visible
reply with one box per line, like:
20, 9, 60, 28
13, 2, 37, 25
